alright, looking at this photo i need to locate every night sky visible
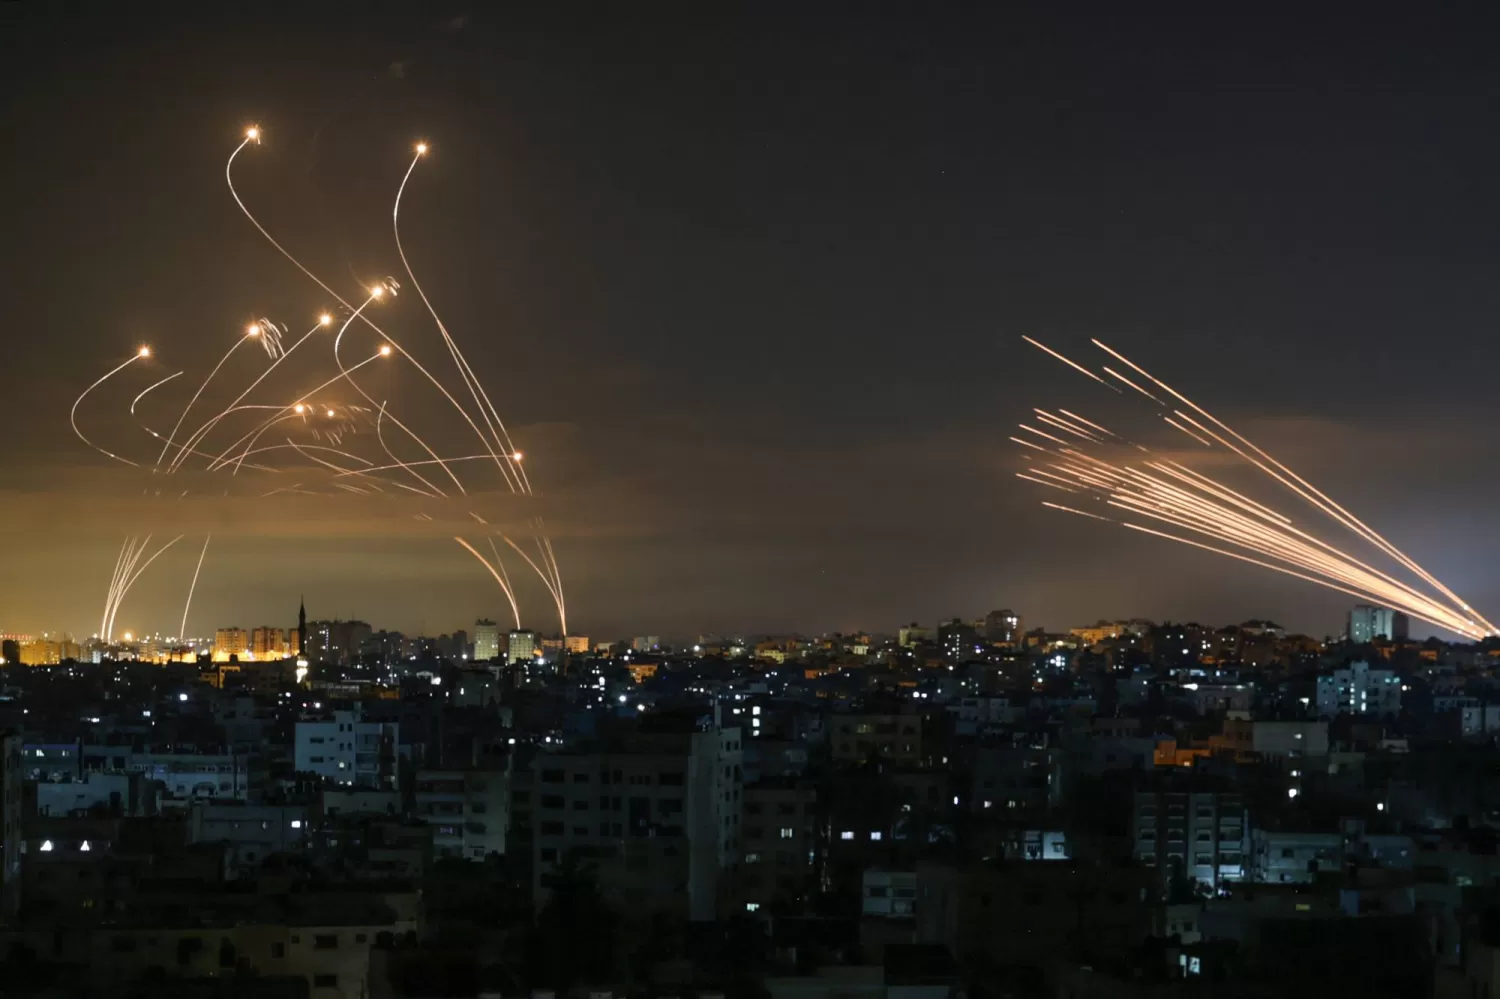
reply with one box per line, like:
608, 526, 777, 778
4, 5, 1500, 641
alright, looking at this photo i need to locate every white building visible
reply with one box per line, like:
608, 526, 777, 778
506, 629, 538, 665
294, 709, 398, 789
1315, 661, 1402, 718
473, 619, 501, 662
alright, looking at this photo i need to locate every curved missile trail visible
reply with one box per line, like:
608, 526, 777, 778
72, 126, 574, 643
73, 349, 152, 467
228, 134, 497, 496
454, 536, 522, 629
394, 146, 528, 495
155, 325, 262, 471
168, 317, 331, 475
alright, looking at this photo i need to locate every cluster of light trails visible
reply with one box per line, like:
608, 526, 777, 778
69, 126, 565, 642
1016, 337, 1492, 640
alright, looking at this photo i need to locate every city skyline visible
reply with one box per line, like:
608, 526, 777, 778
6, 7, 1500, 641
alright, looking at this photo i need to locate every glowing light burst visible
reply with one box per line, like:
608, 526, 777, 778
1018, 337, 1493, 640
65, 124, 569, 643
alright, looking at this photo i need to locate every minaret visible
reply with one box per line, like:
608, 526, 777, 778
298, 596, 307, 658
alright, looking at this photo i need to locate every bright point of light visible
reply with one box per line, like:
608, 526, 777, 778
137, 346, 151, 358
1287, 787, 1300, 799
122, 632, 133, 642
79, 840, 91, 852
246, 323, 260, 336
294, 404, 305, 414
511, 451, 523, 461
416, 142, 428, 155
617, 694, 627, 703
379, 345, 392, 356
325, 409, 336, 418
370, 285, 385, 298
319, 313, 333, 326
246, 126, 260, 140
637, 703, 646, 712
178, 692, 188, 702
40, 840, 53, 853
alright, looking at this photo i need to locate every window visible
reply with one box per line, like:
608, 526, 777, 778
540, 795, 564, 809
354, 934, 367, 943
572, 800, 589, 811
540, 822, 563, 835
314, 974, 338, 988
746, 803, 763, 816
840, 830, 854, 841
573, 772, 590, 783
780, 827, 794, 839
870, 831, 883, 841
868, 885, 888, 898
658, 772, 684, 786
745, 852, 761, 864
314, 934, 338, 950
271, 942, 285, 958
540, 769, 564, 784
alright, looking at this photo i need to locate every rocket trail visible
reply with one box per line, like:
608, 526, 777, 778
73, 349, 152, 467
180, 535, 211, 640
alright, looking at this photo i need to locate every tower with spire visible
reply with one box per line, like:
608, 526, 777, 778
297, 596, 307, 659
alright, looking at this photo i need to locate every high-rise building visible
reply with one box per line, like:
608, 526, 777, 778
984, 609, 1022, 644
938, 618, 979, 662
304, 620, 372, 666
1316, 660, 1402, 718
250, 626, 287, 659
1134, 787, 1248, 893
507, 629, 538, 664
530, 724, 743, 920
296, 597, 306, 658
1348, 605, 1409, 643
473, 619, 501, 661
294, 707, 398, 789
564, 635, 590, 654
213, 628, 249, 661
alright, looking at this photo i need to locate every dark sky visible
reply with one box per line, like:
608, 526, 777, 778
4, 4, 1500, 642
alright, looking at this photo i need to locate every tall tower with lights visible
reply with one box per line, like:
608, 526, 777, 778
297, 597, 307, 658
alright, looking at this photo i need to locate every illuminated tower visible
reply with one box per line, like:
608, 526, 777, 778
298, 597, 307, 658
